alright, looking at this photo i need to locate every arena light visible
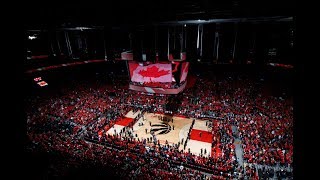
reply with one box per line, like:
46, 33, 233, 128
75, 27, 92, 30
28, 35, 37, 40
59, 27, 94, 31
158, 16, 293, 26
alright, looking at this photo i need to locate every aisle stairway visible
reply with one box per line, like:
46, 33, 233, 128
231, 125, 244, 167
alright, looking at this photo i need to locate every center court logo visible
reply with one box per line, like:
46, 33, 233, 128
150, 122, 171, 135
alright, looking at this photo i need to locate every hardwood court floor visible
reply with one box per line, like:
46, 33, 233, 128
130, 112, 212, 157
133, 112, 193, 146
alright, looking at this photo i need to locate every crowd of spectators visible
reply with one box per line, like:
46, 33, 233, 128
26, 72, 293, 179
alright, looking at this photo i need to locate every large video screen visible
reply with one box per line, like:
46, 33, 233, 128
128, 62, 172, 83
180, 62, 189, 83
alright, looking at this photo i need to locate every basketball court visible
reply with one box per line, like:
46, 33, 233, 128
111, 110, 214, 157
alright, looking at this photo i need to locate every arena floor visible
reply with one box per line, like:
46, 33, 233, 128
106, 110, 213, 157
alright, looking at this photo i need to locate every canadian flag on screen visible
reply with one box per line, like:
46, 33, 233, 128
131, 63, 172, 83
37, 81, 48, 87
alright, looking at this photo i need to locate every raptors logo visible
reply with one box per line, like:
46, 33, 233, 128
150, 122, 171, 135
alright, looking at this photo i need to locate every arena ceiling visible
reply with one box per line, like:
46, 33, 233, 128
25, 0, 295, 29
